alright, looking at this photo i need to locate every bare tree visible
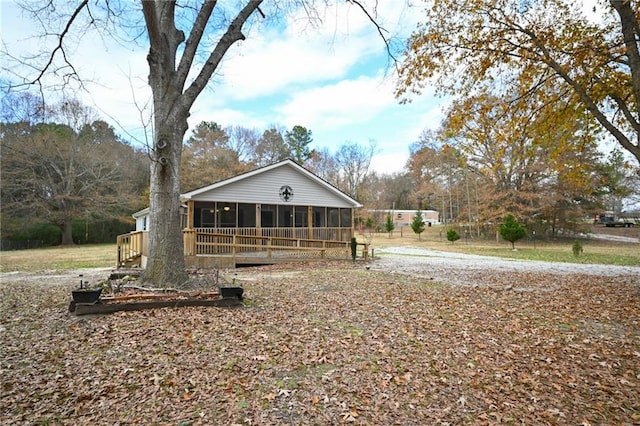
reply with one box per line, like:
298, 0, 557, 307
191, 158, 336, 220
0, 92, 45, 123
226, 125, 261, 165
252, 125, 290, 167
1, 100, 141, 245
335, 140, 376, 199
181, 121, 252, 191
306, 147, 339, 184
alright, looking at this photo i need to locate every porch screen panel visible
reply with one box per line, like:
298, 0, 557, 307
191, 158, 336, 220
328, 208, 339, 227
194, 201, 215, 227
238, 203, 256, 227
340, 209, 352, 228
219, 202, 236, 227
313, 207, 325, 227
261, 204, 276, 227
280, 205, 293, 227
295, 205, 308, 227
200, 208, 215, 227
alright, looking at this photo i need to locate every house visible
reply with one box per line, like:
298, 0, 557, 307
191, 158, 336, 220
117, 159, 363, 268
370, 209, 440, 227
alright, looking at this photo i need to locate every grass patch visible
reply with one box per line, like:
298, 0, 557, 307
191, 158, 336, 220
365, 227, 639, 267
448, 243, 640, 266
0, 244, 116, 272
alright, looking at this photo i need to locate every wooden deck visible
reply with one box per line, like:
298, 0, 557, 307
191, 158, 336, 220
117, 228, 367, 269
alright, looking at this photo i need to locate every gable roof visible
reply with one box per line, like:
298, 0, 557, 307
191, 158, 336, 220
181, 159, 362, 208
132, 207, 149, 219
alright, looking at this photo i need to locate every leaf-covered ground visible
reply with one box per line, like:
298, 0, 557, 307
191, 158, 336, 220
1, 261, 638, 425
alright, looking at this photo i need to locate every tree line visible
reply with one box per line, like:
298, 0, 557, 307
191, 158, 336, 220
1, 96, 149, 246
179, 120, 376, 198
3, 93, 636, 249
0, 95, 380, 247
3, 0, 639, 256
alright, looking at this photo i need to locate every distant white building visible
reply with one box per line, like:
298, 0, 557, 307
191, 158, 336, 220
369, 209, 440, 227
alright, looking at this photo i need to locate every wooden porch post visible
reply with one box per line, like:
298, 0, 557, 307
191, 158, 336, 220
308, 205, 313, 239
186, 200, 196, 257
256, 204, 261, 237
186, 200, 194, 229
351, 208, 356, 241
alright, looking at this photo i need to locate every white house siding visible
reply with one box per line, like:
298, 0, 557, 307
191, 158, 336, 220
135, 216, 146, 232
133, 208, 149, 232
187, 165, 352, 207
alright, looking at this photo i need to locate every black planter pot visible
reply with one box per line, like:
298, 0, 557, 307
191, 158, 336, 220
220, 287, 243, 300
72, 288, 102, 304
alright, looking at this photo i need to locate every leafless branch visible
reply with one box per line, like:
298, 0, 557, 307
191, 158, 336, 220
346, 0, 399, 71
176, 0, 217, 91
182, 1, 263, 109
30, 0, 90, 87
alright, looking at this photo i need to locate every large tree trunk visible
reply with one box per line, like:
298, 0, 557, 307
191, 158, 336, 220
610, 0, 640, 162
145, 116, 189, 286
60, 219, 75, 246
141, 1, 190, 286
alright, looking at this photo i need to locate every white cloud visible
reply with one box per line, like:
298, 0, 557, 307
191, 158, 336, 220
188, 106, 267, 132
217, 32, 378, 100
370, 150, 409, 175
275, 74, 395, 130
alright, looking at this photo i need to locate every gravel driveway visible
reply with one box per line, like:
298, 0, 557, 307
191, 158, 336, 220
1, 248, 637, 290
370, 246, 640, 287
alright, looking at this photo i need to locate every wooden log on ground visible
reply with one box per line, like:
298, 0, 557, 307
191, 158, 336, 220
73, 297, 241, 316
100, 291, 220, 302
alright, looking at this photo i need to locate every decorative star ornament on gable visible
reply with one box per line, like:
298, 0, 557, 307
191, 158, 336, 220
279, 185, 294, 202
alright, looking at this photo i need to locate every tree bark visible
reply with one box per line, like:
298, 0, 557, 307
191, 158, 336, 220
61, 219, 75, 246
145, 117, 189, 286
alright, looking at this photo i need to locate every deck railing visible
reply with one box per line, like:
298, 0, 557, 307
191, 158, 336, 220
187, 227, 353, 241
117, 227, 355, 265
183, 227, 352, 259
116, 230, 147, 266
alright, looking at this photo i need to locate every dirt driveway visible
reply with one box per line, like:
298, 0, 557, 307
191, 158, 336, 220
0, 267, 114, 288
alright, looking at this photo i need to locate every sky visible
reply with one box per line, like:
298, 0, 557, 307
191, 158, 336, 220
0, 1, 447, 175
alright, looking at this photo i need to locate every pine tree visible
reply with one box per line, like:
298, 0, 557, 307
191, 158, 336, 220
446, 228, 460, 244
499, 214, 527, 249
410, 210, 426, 240
385, 213, 395, 238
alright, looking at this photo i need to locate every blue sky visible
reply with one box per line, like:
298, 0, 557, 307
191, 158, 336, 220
1, 1, 446, 174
